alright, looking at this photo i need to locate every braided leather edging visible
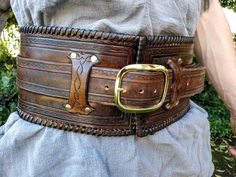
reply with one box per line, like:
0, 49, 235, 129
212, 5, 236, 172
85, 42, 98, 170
17, 103, 189, 137
20, 25, 140, 43
17, 108, 134, 136
19, 25, 194, 47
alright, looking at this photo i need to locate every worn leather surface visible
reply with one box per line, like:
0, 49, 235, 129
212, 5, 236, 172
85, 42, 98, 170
17, 26, 206, 137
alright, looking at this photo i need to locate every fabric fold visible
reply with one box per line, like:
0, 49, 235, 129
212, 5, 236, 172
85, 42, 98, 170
0, 8, 10, 34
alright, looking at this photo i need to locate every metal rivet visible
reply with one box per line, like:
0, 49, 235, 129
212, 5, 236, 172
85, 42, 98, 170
178, 58, 183, 65
165, 103, 171, 109
91, 55, 98, 62
70, 52, 77, 59
85, 107, 92, 113
167, 59, 172, 64
187, 82, 190, 86
65, 104, 71, 111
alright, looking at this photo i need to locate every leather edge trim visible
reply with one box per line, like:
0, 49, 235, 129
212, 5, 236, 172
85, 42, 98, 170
17, 99, 190, 137
19, 25, 194, 46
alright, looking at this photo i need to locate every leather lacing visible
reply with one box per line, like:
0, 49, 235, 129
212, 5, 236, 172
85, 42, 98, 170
20, 25, 194, 47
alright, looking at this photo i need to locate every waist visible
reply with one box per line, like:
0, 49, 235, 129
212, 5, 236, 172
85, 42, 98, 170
17, 25, 205, 137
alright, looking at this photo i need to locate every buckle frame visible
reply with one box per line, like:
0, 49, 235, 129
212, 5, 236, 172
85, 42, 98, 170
114, 64, 169, 113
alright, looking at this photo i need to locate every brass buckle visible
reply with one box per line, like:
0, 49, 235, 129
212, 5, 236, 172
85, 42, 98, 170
114, 64, 169, 113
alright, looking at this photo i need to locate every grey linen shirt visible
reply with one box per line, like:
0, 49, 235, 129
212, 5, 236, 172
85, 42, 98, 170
0, 0, 214, 177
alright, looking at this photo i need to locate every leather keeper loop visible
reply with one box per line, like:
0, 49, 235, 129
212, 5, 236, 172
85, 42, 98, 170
66, 52, 100, 115
165, 58, 183, 110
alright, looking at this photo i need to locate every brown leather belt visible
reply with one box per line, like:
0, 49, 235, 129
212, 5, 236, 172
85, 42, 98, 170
17, 25, 205, 137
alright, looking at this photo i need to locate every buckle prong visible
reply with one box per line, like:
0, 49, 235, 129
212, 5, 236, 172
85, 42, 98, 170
117, 88, 127, 93
114, 64, 169, 114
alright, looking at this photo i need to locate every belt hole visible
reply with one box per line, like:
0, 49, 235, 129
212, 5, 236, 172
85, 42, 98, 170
178, 58, 183, 65
105, 85, 109, 91
139, 89, 144, 94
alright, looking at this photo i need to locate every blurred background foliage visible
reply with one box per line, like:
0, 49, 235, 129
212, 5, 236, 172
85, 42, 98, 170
0, 13, 18, 126
221, 0, 236, 12
0, 1, 236, 176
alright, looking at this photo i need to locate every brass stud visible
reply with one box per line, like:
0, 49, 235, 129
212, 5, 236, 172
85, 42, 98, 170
65, 104, 71, 111
91, 55, 98, 62
165, 103, 171, 110
178, 58, 183, 65
167, 59, 172, 64
70, 52, 77, 59
85, 107, 92, 113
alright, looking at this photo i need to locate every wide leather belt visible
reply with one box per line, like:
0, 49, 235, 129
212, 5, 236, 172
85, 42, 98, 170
17, 25, 205, 137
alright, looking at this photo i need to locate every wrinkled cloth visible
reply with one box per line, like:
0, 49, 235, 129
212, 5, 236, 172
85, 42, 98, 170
10, 0, 204, 36
0, 102, 213, 177
0, 0, 214, 176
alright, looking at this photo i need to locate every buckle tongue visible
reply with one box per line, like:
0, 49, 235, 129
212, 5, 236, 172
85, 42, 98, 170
114, 64, 169, 113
